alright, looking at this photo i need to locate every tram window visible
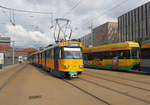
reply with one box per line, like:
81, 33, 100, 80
47, 49, 53, 59
36, 54, 38, 59
99, 52, 103, 59
118, 50, 130, 59
103, 52, 113, 59
42, 53, 45, 59
83, 53, 88, 60
87, 53, 93, 60
41, 53, 42, 59
48, 50, 51, 59
61, 47, 82, 59
141, 48, 150, 59
93, 52, 99, 59
38, 54, 39, 60
131, 47, 140, 59
109, 52, 113, 59
60, 48, 64, 59
59, 49, 62, 58
113, 51, 120, 58
45, 51, 47, 58
103, 52, 108, 59
39, 54, 41, 59
51, 49, 54, 59
54, 47, 60, 59
47, 50, 50, 58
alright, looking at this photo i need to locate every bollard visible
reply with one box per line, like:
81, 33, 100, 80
0, 64, 2, 69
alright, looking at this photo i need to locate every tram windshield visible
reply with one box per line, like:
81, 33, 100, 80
61, 47, 82, 59
131, 47, 140, 59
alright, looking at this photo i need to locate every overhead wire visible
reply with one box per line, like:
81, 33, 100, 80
1, 10, 10, 21
0, 5, 54, 14
50, 0, 82, 29
94, 0, 129, 20
55, 0, 82, 40
62, 0, 82, 18
0, 3, 55, 48
79, 0, 130, 30
83, 0, 148, 29
0, 4, 53, 30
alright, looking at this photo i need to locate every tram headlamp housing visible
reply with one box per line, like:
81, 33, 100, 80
64, 65, 69, 69
79, 65, 83, 68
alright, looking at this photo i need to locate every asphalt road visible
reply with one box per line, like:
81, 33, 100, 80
0, 63, 150, 105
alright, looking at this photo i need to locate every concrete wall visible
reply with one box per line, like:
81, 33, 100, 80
93, 22, 118, 46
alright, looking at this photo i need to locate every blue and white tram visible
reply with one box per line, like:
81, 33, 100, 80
140, 40, 150, 72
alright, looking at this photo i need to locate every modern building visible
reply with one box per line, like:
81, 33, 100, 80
118, 2, 150, 42
93, 22, 118, 46
0, 36, 11, 46
80, 33, 93, 48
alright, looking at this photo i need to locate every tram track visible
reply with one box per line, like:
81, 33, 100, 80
86, 70, 150, 85
84, 73, 150, 92
63, 79, 111, 105
78, 78, 150, 105
0, 64, 27, 91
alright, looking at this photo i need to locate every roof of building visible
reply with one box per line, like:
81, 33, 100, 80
0, 45, 12, 52
16, 48, 37, 52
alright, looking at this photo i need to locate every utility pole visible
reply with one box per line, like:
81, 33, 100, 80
12, 41, 15, 65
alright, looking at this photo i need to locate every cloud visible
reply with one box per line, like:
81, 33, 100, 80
5, 24, 53, 48
0, 0, 150, 48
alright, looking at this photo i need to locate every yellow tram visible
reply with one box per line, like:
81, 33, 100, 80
29, 41, 84, 78
83, 41, 140, 71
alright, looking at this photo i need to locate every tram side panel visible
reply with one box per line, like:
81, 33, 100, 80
140, 47, 150, 72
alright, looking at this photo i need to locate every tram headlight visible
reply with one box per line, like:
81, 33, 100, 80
64, 64, 69, 69
79, 65, 83, 68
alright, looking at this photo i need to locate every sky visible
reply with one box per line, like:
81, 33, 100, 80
0, 0, 149, 48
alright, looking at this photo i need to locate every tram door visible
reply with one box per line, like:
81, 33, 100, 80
45, 51, 47, 67
54, 47, 59, 71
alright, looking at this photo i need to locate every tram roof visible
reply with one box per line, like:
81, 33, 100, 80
29, 41, 82, 55
83, 41, 139, 53
41, 41, 82, 52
